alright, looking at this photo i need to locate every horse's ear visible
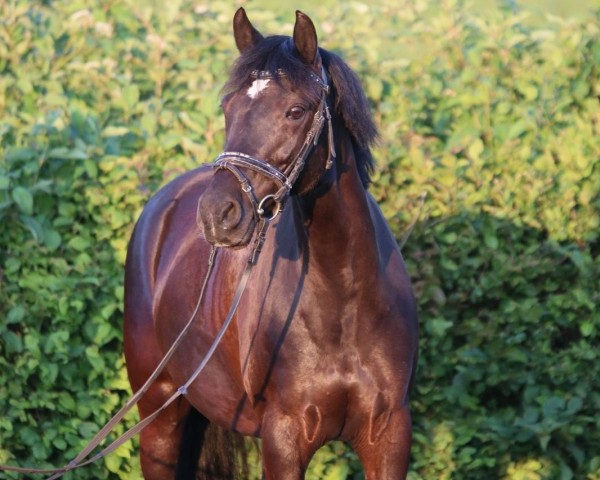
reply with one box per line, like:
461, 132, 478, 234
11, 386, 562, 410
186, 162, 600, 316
233, 7, 264, 53
293, 11, 319, 65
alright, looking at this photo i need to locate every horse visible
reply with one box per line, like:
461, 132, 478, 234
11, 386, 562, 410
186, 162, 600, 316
123, 8, 418, 479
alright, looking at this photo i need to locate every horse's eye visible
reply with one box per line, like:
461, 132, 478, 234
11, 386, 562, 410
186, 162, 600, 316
286, 106, 306, 120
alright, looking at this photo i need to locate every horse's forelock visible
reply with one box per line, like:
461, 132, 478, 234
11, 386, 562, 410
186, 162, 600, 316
223, 36, 322, 104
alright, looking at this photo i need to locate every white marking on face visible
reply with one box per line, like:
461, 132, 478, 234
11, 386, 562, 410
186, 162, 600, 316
247, 79, 270, 99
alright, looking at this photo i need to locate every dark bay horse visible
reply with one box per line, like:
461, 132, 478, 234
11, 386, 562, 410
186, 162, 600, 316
124, 8, 418, 479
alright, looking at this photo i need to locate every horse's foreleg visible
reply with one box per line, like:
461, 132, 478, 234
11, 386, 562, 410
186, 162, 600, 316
124, 312, 193, 480
352, 405, 412, 480
260, 408, 321, 480
136, 379, 192, 480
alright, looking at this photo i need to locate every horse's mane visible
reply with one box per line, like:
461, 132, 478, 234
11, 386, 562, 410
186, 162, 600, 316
224, 36, 378, 187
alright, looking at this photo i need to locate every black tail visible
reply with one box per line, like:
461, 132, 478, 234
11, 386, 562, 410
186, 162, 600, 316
175, 407, 250, 480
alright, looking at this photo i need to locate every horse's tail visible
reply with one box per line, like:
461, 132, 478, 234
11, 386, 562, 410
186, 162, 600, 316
175, 407, 251, 480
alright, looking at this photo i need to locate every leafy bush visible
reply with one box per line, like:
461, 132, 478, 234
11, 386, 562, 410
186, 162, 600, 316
0, 1, 598, 479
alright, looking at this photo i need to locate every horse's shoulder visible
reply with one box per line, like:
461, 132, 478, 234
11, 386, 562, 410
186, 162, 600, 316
126, 165, 213, 288
139, 166, 213, 224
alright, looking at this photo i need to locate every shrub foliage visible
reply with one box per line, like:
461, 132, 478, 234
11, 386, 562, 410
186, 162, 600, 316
0, 1, 598, 479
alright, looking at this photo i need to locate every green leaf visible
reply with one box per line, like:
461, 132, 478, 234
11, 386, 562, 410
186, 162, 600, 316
52, 438, 67, 450
566, 397, 583, 414
484, 230, 499, 249
78, 421, 99, 438
58, 394, 75, 411
323, 460, 350, 480
6, 305, 26, 324
467, 138, 484, 159
83, 159, 98, 179
3, 331, 23, 354
94, 322, 113, 345
48, 147, 88, 160
102, 126, 130, 137
85, 345, 106, 371
441, 257, 458, 271
19, 215, 44, 241
507, 119, 528, 140
366, 77, 384, 101
67, 236, 91, 251
105, 453, 123, 474
580, 321, 594, 337
429, 318, 453, 337
123, 84, 140, 109
542, 396, 565, 417
516, 82, 538, 100
539, 433, 551, 451
5, 147, 36, 162
12, 186, 33, 214
44, 229, 62, 250
30, 179, 54, 193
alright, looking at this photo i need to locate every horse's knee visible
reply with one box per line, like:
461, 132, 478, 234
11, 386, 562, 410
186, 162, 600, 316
137, 390, 192, 480
261, 411, 320, 480
139, 424, 180, 480
353, 406, 412, 480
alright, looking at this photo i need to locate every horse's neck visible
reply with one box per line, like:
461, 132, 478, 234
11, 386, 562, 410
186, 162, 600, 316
300, 132, 379, 286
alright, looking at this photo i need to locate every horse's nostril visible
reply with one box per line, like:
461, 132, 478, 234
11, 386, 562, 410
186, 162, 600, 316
218, 201, 241, 230
219, 202, 233, 222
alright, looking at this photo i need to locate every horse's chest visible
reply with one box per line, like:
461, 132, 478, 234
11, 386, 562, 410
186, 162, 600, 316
242, 323, 404, 443
238, 261, 414, 436
241, 296, 404, 404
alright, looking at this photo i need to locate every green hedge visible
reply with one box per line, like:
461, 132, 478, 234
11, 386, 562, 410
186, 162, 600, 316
0, 1, 598, 479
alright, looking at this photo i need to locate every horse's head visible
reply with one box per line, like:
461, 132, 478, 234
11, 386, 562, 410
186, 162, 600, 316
198, 8, 335, 248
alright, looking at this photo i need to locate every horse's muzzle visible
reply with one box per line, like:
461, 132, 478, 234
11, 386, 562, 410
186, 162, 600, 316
197, 180, 256, 248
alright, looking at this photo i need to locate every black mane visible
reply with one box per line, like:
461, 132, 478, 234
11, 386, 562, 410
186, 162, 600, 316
224, 36, 378, 187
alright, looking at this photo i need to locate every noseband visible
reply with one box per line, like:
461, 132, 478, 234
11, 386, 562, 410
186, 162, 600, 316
213, 67, 336, 220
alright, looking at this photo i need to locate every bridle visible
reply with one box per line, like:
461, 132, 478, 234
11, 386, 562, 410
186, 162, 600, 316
213, 66, 336, 221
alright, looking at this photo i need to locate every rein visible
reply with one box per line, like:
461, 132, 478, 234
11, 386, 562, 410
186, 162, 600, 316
0, 65, 333, 478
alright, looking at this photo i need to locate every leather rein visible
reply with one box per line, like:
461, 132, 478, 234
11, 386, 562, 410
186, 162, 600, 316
0, 66, 335, 478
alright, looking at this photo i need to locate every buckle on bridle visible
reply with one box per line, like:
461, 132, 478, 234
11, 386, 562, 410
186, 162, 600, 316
257, 194, 282, 220
241, 181, 253, 193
